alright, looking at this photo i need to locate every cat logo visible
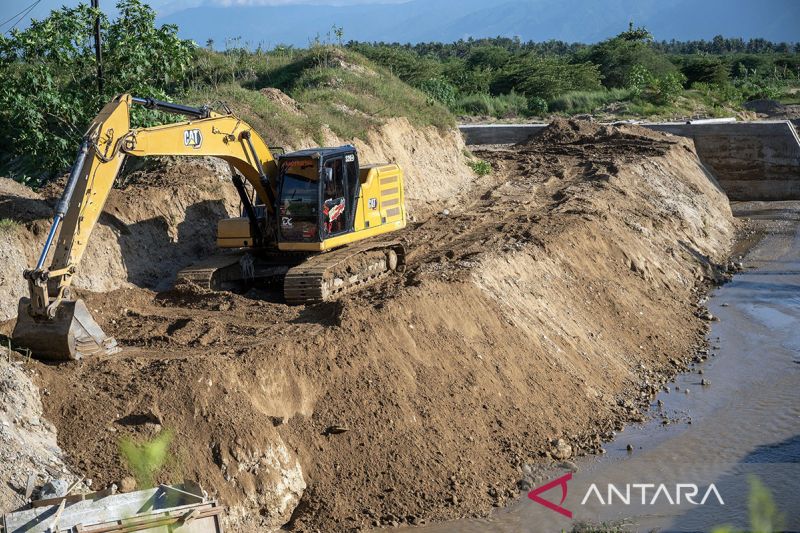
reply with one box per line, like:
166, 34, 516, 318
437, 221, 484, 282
368, 198, 378, 209
184, 129, 203, 149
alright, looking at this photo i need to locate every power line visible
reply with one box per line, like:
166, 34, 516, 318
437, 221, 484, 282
1, 0, 42, 35
0, 0, 40, 29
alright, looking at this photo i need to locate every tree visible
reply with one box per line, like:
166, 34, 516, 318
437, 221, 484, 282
465, 46, 511, 71
577, 26, 677, 88
0, 0, 194, 183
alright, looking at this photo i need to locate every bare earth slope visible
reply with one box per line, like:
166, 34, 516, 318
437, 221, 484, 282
1, 120, 735, 531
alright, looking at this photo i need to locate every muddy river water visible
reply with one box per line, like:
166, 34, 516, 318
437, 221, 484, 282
409, 201, 800, 532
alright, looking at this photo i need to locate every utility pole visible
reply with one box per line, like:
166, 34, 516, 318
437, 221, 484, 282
91, 0, 103, 97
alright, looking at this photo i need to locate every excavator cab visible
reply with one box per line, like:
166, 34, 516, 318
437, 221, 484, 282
276, 146, 359, 244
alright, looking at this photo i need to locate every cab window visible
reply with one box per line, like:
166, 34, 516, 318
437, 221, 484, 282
279, 170, 319, 242
322, 158, 348, 236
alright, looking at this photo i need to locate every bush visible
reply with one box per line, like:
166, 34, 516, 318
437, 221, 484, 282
465, 46, 511, 70
737, 79, 782, 101
418, 77, 457, 108
548, 88, 631, 113
0, 0, 194, 183
492, 56, 602, 100
0, 218, 18, 232
681, 56, 729, 86
646, 72, 686, 104
527, 96, 549, 115
577, 29, 677, 88
625, 64, 651, 96
467, 160, 492, 176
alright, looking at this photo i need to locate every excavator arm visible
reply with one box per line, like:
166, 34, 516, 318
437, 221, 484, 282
14, 93, 279, 360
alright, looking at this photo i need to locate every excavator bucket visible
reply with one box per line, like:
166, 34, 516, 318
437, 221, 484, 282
12, 298, 119, 361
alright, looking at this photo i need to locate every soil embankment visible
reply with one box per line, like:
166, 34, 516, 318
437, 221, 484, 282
1, 119, 735, 531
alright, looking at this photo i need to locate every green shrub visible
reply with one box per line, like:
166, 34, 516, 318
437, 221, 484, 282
492, 56, 602, 100
577, 28, 677, 88
0, 219, 18, 232
468, 160, 492, 176
647, 72, 687, 104
466, 46, 512, 71
737, 79, 782, 101
626, 64, 651, 96
681, 56, 730, 86
419, 77, 457, 108
548, 88, 631, 113
527, 96, 549, 115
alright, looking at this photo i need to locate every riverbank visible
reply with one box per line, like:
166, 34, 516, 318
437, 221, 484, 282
1, 120, 737, 531
410, 200, 800, 532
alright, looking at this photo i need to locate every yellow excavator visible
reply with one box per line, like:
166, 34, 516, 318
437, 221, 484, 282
13, 94, 407, 361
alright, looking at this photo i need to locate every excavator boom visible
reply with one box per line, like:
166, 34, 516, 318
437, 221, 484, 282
13, 94, 279, 360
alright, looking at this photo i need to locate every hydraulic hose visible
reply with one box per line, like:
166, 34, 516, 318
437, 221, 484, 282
36, 140, 90, 270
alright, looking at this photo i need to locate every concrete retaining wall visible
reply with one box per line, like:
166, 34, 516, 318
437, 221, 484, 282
459, 121, 800, 201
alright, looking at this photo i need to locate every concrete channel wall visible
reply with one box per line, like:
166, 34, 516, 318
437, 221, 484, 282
459, 121, 800, 201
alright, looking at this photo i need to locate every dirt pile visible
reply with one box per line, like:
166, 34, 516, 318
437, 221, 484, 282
743, 98, 800, 121
1, 120, 735, 531
348, 117, 475, 216
0, 347, 82, 512
0, 162, 240, 321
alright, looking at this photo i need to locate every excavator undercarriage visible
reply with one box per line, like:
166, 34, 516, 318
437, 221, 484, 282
174, 241, 406, 305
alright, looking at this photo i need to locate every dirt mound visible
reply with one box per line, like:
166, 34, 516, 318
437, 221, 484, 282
518, 117, 677, 157
0, 348, 83, 513
0, 161, 240, 321
260, 88, 303, 115
3, 119, 736, 531
742, 98, 800, 120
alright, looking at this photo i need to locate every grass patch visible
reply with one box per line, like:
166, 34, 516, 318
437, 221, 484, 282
467, 160, 492, 176
0, 218, 19, 232
186, 46, 455, 146
548, 88, 632, 114
455, 92, 528, 118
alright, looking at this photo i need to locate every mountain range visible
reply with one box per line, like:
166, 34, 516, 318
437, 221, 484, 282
157, 0, 800, 47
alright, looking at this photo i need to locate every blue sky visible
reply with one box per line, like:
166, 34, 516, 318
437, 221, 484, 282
3, 0, 798, 45
0, 0, 403, 28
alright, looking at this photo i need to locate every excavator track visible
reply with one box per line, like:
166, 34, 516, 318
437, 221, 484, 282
283, 241, 406, 305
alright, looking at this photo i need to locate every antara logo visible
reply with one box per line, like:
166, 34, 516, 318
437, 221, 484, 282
528, 473, 725, 518
528, 472, 573, 518
581, 483, 725, 506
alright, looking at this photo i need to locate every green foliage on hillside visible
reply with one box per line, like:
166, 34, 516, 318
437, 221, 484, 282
0, 2, 453, 184
349, 26, 799, 120
186, 43, 454, 146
